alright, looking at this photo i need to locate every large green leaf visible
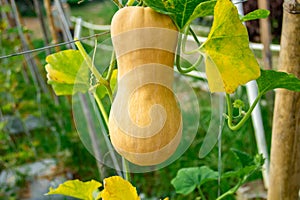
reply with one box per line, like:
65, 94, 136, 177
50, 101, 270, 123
171, 166, 218, 195
143, 0, 215, 30
45, 49, 89, 95
257, 69, 300, 94
199, 0, 260, 94
46, 179, 101, 200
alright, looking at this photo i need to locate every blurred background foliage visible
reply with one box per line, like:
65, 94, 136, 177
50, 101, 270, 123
0, 0, 280, 199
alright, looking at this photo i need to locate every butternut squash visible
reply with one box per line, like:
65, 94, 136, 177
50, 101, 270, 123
109, 6, 182, 166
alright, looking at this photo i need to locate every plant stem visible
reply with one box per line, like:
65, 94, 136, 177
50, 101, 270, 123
182, 26, 200, 55
126, 0, 135, 6
122, 157, 131, 181
216, 179, 243, 200
189, 27, 201, 46
93, 92, 109, 126
197, 186, 207, 200
75, 40, 106, 84
112, 0, 123, 8
226, 93, 262, 131
106, 51, 116, 81
176, 34, 196, 73
75, 39, 112, 100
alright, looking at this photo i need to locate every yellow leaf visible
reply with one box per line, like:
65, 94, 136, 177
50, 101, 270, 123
45, 49, 89, 95
46, 179, 101, 200
199, 0, 260, 93
100, 176, 140, 200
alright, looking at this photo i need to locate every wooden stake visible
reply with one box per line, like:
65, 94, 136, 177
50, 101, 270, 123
44, 0, 60, 52
268, 0, 300, 199
33, 0, 51, 55
258, 0, 273, 70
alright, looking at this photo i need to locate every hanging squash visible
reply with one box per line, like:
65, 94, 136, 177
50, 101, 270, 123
108, 6, 182, 166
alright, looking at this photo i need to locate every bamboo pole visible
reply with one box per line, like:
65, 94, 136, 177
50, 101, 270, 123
257, 0, 273, 70
10, 0, 50, 95
44, 0, 60, 52
33, 0, 51, 55
9, 0, 41, 93
268, 0, 300, 199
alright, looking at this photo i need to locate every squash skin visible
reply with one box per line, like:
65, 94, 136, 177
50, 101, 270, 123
109, 6, 182, 166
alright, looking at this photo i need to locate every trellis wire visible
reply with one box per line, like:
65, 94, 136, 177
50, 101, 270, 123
0, 32, 110, 60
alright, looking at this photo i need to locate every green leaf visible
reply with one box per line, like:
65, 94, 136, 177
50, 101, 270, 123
241, 9, 270, 22
188, 0, 217, 24
46, 179, 101, 200
143, 0, 214, 30
222, 154, 264, 179
257, 69, 300, 94
95, 85, 108, 99
171, 166, 218, 195
94, 69, 118, 100
199, 0, 260, 94
45, 49, 89, 95
110, 69, 118, 93
222, 165, 257, 179
231, 148, 254, 167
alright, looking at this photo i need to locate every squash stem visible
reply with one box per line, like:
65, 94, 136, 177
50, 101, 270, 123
226, 93, 262, 131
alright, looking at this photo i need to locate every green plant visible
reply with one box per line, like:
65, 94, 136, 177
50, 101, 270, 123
171, 150, 264, 200
43, 0, 300, 199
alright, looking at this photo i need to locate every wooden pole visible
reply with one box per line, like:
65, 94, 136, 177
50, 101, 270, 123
44, 0, 60, 52
268, 0, 300, 199
33, 0, 51, 55
257, 0, 273, 70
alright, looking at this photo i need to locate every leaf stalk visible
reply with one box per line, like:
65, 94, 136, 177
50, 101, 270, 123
226, 92, 262, 131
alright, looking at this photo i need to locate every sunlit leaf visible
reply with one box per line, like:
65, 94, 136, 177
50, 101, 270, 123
143, 0, 214, 29
241, 9, 270, 22
171, 166, 218, 195
199, 0, 260, 94
110, 69, 118, 93
46, 179, 101, 200
257, 69, 300, 94
45, 49, 89, 95
100, 176, 140, 200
